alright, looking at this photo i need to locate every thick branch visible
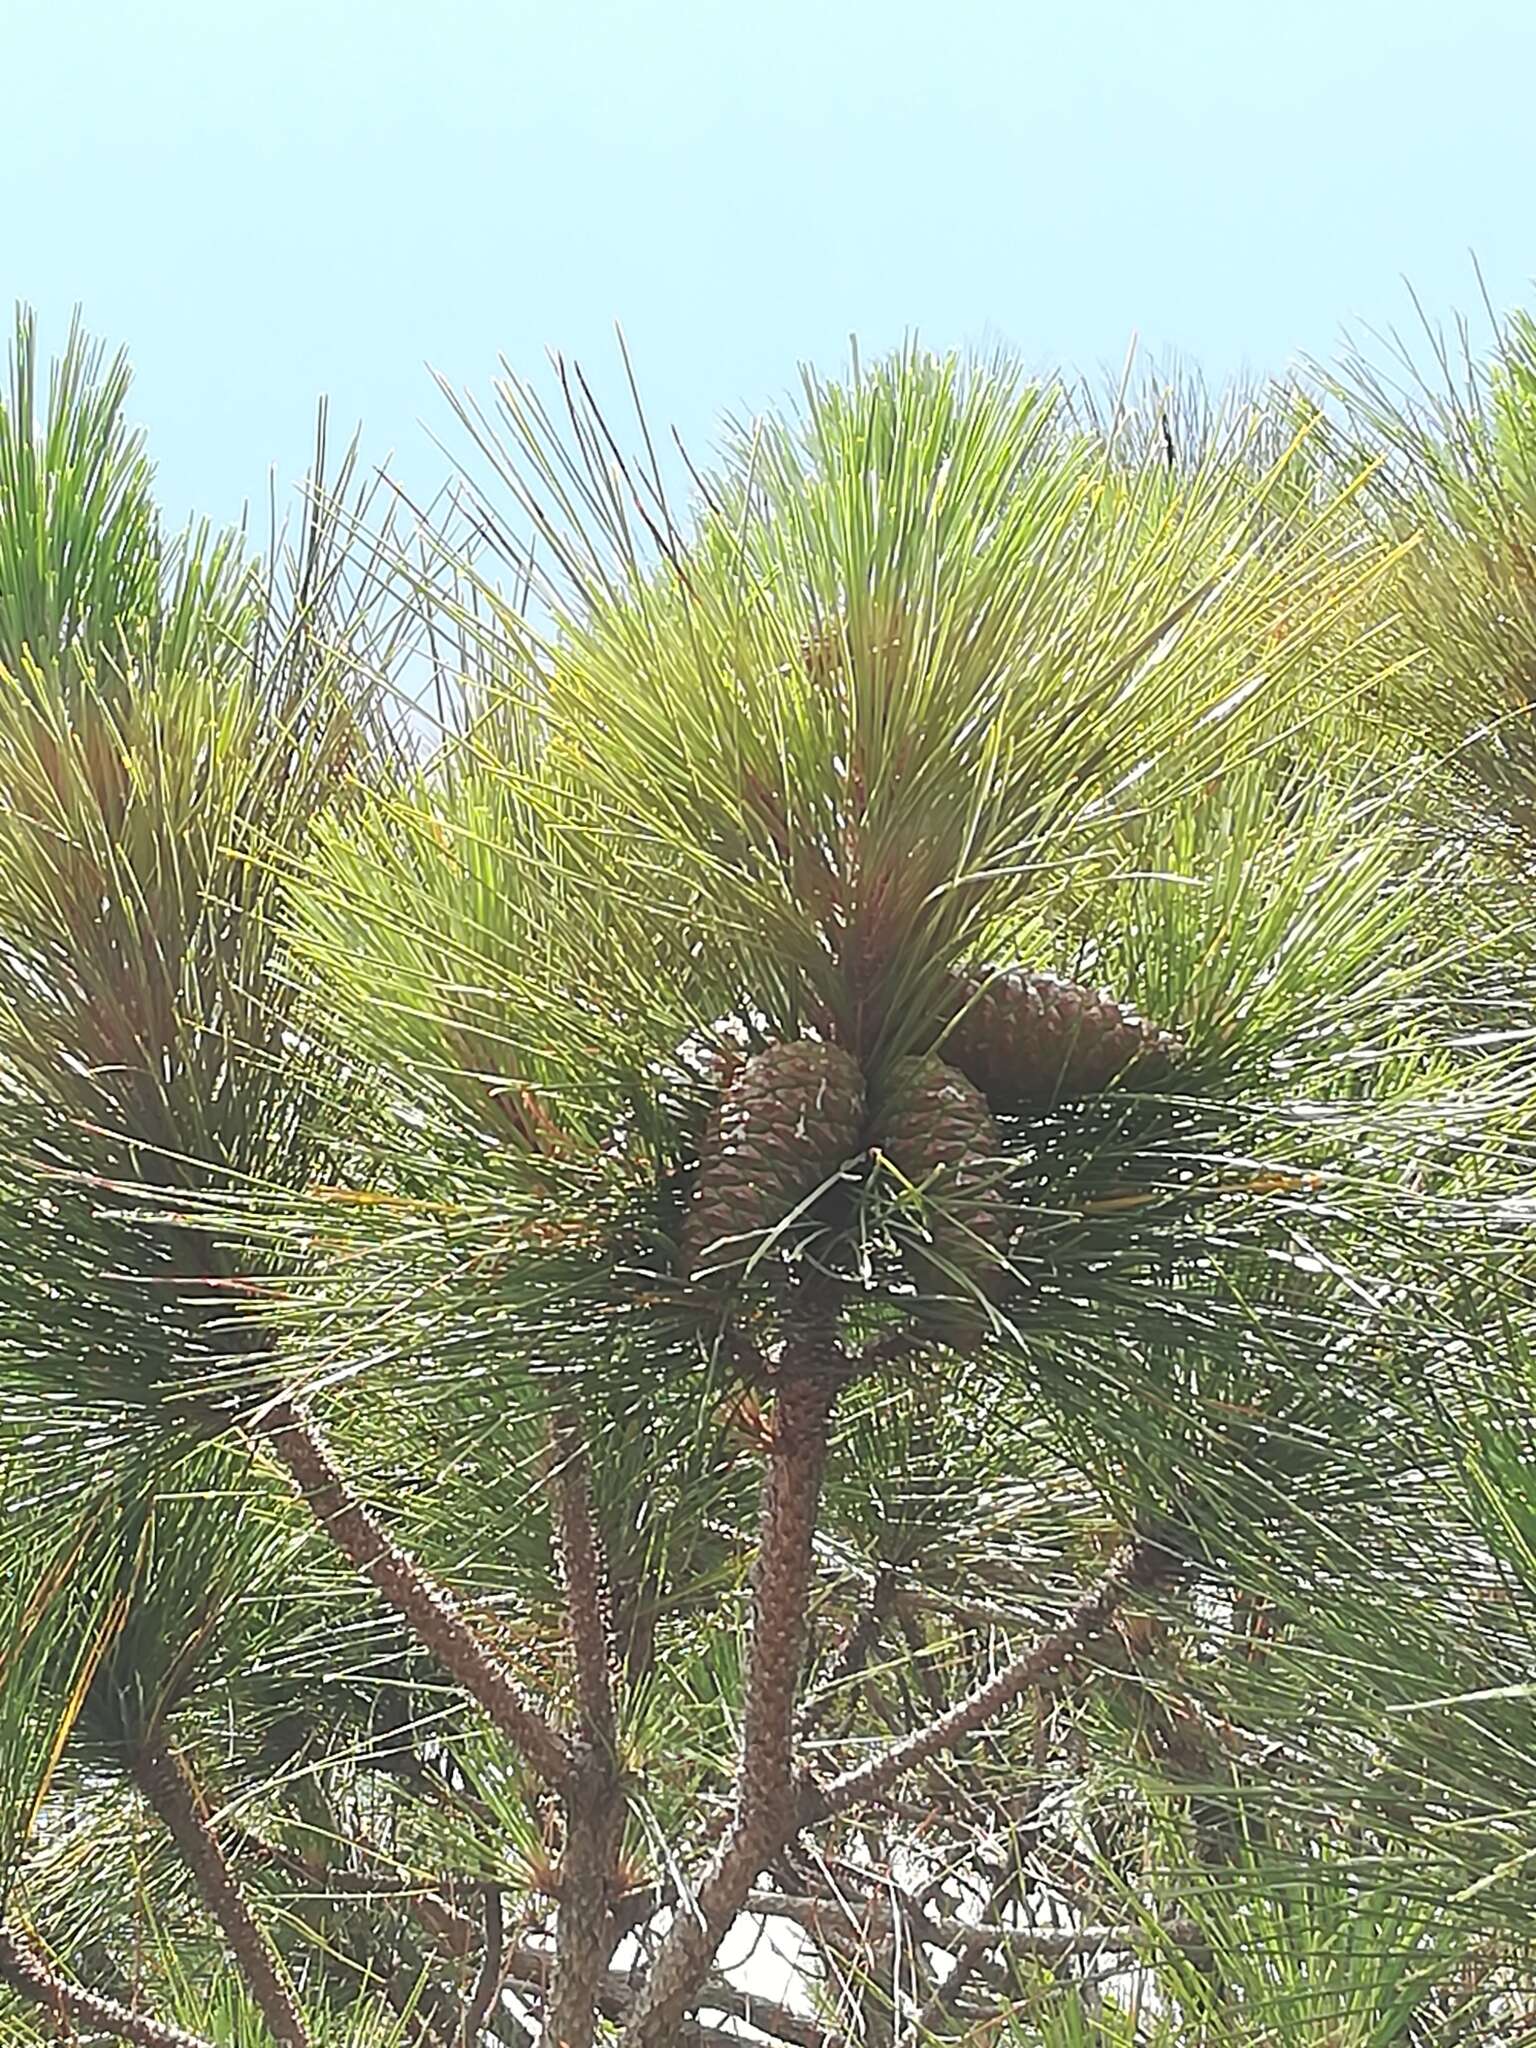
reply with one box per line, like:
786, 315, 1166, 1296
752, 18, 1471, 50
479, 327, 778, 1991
502, 1941, 827, 2048
547, 1408, 620, 1757
546, 1754, 625, 2048
544, 1409, 625, 2048
132, 1738, 311, 2048
620, 1329, 842, 2047
254, 1395, 572, 1786
0, 1924, 218, 2048
802, 1532, 1183, 1824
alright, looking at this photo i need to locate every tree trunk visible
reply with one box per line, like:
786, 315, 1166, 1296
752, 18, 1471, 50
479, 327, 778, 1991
545, 1755, 626, 2048
621, 1349, 840, 2047
543, 1410, 624, 2048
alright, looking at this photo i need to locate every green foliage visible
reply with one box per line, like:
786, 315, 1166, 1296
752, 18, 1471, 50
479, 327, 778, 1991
1329, 299, 1536, 846
5, 301, 1536, 2048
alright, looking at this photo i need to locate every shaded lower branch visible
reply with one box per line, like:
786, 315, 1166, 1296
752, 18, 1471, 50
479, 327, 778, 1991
913, 1758, 1038, 2035
796, 1568, 899, 1740
254, 1395, 573, 1787
132, 1738, 311, 2048
503, 1940, 829, 2048
802, 1531, 1184, 1824
0, 1922, 218, 2048
231, 1816, 488, 1975
742, 1890, 1195, 1961
461, 1885, 505, 2047
234, 1824, 523, 2047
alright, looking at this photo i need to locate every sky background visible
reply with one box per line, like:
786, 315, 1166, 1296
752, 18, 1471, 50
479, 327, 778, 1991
10, 0, 1536, 538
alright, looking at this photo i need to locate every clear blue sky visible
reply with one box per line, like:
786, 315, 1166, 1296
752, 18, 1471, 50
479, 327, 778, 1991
11, 0, 1536, 533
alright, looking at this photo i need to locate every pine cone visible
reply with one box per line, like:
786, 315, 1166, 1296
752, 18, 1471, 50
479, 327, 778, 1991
942, 967, 1181, 1109
872, 1054, 1010, 1340
682, 1040, 866, 1284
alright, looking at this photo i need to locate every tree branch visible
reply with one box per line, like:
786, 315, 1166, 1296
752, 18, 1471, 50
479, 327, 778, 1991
913, 1726, 1043, 2033
742, 1890, 1179, 1960
547, 1408, 620, 1757
131, 1737, 311, 2047
687, 2026, 806, 2048
231, 1824, 524, 2046
620, 1312, 843, 2047
544, 1408, 625, 2048
801, 1531, 1184, 1825
461, 1885, 505, 2047
253, 1395, 573, 1787
796, 1568, 899, 1740
501, 1940, 830, 2048
231, 1818, 483, 1964
545, 1753, 625, 2048
0, 1923, 219, 2048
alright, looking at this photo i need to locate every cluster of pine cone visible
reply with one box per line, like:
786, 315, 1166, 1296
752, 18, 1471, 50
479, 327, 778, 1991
680, 970, 1181, 1338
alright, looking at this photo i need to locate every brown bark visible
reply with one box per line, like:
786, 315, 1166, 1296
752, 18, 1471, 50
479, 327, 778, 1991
545, 1755, 626, 2048
131, 1738, 311, 2048
461, 1885, 505, 2047
254, 1395, 573, 1786
502, 1940, 829, 2047
546, 1409, 619, 1757
801, 1531, 1182, 1824
0, 1923, 219, 2048
621, 1339, 841, 2048
543, 1409, 625, 2048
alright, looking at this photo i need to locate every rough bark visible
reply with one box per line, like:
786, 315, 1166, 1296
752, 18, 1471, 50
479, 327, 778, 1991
132, 1738, 311, 2048
546, 1410, 620, 1757
543, 1409, 625, 2048
0, 1924, 219, 2048
254, 1395, 572, 1786
545, 1755, 626, 2048
620, 1330, 841, 2048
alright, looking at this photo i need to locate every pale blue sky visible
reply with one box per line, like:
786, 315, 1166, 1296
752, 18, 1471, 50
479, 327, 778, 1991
11, 0, 1536, 531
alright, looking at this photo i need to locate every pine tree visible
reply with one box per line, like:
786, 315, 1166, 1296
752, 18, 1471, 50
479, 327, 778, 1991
1, 313, 1534, 2048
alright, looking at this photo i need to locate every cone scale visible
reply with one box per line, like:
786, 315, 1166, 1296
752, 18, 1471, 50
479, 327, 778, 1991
943, 968, 1181, 1110
682, 1040, 866, 1284
873, 1054, 1010, 1339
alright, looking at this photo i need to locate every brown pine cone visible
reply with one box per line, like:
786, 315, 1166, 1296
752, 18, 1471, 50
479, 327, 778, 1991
872, 1054, 1011, 1341
942, 967, 1181, 1109
681, 1039, 866, 1284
